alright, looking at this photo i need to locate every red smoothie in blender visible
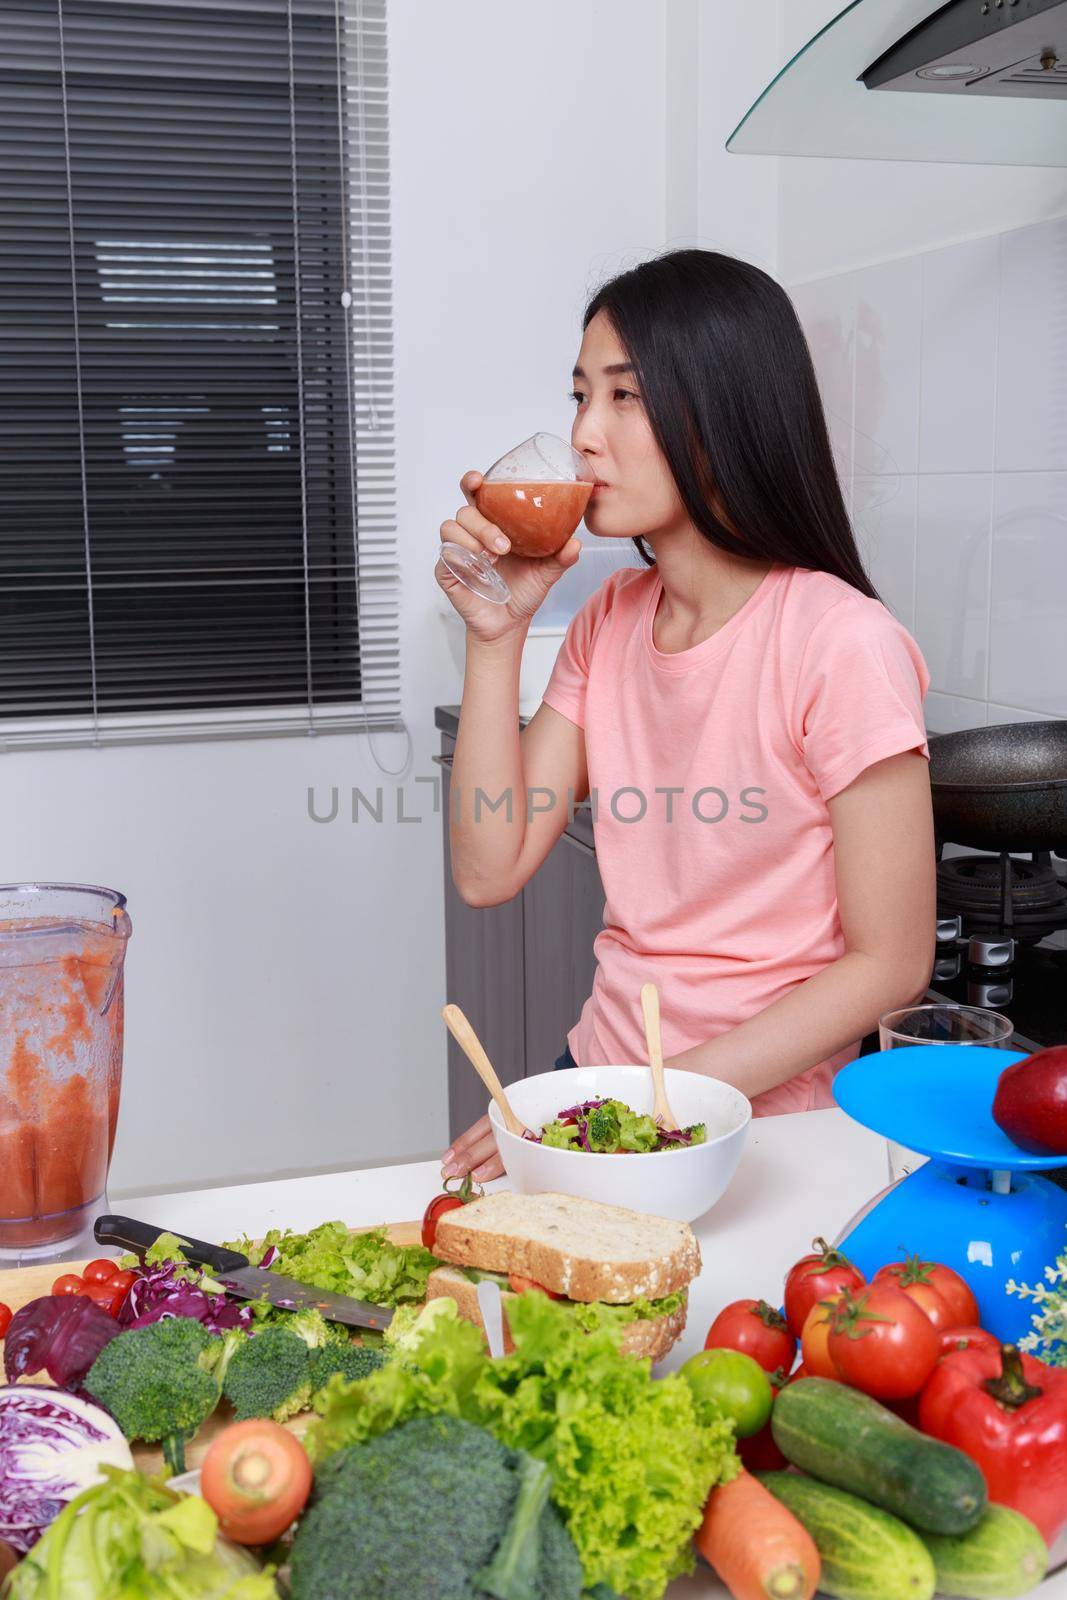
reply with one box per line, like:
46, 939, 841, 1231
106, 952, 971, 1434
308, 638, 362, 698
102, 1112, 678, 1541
0, 891, 130, 1257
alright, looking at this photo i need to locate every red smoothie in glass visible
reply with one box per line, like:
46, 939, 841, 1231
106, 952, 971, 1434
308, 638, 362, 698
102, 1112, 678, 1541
474, 479, 593, 558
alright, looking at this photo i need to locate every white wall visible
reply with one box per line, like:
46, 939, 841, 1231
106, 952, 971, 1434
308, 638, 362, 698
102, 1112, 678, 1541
791, 216, 1067, 735
2, 0, 679, 1196
777, 0, 1067, 283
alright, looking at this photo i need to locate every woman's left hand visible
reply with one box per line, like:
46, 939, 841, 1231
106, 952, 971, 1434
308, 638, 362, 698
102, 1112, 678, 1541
441, 1113, 505, 1182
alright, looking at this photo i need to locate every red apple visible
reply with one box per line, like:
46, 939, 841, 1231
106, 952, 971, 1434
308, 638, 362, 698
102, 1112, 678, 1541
992, 1046, 1067, 1155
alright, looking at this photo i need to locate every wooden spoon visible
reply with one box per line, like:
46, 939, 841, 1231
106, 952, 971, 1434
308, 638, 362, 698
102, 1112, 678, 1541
441, 1003, 529, 1137
640, 982, 680, 1131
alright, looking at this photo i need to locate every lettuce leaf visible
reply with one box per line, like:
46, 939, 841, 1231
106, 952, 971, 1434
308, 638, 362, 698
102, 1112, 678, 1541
223, 1221, 437, 1309
5, 1467, 275, 1599
306, 1296, 737, 1600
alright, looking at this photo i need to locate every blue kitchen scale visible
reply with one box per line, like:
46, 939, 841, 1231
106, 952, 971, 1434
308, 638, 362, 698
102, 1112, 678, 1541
832, 1045, 1067, 1343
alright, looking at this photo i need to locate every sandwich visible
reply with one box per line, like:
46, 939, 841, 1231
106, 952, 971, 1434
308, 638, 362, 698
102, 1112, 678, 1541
425, 1190, 699, 1362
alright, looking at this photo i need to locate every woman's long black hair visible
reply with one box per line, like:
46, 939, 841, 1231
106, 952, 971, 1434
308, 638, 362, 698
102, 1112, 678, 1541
583, 249, 879, 600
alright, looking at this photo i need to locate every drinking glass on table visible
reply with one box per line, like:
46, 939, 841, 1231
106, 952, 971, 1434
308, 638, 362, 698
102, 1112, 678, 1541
878, 1003, 1014, 1184
437, 432, 595, 606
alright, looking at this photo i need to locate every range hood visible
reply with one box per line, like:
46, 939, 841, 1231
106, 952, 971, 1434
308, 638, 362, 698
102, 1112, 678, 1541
728, 0, 1067, 166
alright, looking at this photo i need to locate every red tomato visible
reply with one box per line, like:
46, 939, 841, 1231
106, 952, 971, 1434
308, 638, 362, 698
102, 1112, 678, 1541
421, 1193, 465, 1251
783, 1238, 865, 1339
0, 1303, 11, 1339
937, 1325, 1000, 1361
52, 1274, 85, 1297
827, 1284, 940, 1400
507, 1273, 560, 1299
97, 1270, 137, 1317
200, 1419, 312, 1545
874, 1256, 978, 1330
925, 1266, 979, 1327
81, 1258, 119, 1285
800, 1297, 842, 1381
83, 1282, 119, 1314
704, 1299, 797, 1375
422, 1173, 481, 1251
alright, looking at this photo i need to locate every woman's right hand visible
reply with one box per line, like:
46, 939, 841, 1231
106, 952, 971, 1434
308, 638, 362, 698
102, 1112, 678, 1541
441, 1112, 505, 1183
436, 471, 582, 646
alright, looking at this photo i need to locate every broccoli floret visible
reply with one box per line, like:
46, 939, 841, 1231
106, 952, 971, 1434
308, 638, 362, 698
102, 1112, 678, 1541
221, 1324, 312, 1424
289, 1414, 582, 1600
284, 1306, 350, 1350
309, 1341, 387, 1393
85, 1316, 221, 1475
585, 1104, 622, 1152
616, 1105, 659, 1152
540, 1120, 581, 1151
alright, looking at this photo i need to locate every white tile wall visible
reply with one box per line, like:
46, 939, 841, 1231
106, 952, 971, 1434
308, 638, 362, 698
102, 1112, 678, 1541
791, 215, 1067, 732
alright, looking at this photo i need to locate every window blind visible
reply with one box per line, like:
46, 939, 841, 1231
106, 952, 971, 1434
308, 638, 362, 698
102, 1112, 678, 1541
0, 0, 399, 749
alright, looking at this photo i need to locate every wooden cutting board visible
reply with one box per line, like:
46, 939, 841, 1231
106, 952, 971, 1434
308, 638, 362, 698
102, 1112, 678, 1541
0, 1221, 423, 1475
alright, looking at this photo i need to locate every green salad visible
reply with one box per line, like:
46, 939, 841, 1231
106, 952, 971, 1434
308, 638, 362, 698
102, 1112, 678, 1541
535, 1096, 706, 1154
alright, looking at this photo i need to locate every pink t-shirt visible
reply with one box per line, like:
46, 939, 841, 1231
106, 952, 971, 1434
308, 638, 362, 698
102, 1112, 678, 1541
541, 561, 931, 1116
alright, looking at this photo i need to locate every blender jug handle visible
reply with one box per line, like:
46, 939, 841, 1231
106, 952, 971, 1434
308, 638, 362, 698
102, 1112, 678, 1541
94, 1214, 250, 1275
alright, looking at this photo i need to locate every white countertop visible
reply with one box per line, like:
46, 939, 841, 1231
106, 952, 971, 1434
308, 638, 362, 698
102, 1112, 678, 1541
125, 1107, 1067, 1598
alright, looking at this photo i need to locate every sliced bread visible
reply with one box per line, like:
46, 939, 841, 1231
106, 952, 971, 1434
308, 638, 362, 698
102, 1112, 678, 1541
425, 1264, 688, 1364
430, 1190, 700, 1302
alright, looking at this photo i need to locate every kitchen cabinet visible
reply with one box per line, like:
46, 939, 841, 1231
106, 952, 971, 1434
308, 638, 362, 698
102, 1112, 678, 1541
436, 711, 604, 1140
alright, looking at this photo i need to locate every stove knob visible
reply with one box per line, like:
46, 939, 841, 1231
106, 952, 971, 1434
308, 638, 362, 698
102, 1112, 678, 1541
936, 915, 963, 945
967, 936, 1015, 968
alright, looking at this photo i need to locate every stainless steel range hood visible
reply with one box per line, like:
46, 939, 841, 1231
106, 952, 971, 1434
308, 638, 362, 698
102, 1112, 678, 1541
728, 0, 1067, 166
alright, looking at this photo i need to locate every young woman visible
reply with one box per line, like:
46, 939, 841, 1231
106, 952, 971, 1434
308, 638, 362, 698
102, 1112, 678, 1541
436, 249, 935, 1184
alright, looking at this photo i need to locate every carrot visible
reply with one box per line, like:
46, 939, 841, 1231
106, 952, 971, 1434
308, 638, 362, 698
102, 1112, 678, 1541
696, 1468, 820, 1600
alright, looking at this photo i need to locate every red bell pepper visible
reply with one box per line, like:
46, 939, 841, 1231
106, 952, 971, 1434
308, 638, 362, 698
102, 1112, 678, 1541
918, 1342, 1067, 1544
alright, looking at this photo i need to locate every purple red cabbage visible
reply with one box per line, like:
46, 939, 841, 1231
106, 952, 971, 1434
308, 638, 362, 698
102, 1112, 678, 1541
4, 1296, 120, 1391
555, 1098, 607, 1120
0, 1385, 133, 1552
118, 1259, 253, 1335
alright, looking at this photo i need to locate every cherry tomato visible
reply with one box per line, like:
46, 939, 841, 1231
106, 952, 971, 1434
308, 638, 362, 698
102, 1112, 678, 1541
783, 1238, 865, 1339
83, 1282, 119, 1314
704, 1298, 797, 1375
873, 1256, 978, 1330
507, 1273, 560, 1299
421, 1173, 480, 1251
81, 1258, 119, 1285
0, 1303, 11, 1339
800, 1297, 842, 1381
937, 1325, 1000, 1361
52, 1274, 86, 1296
827, 1284, 940, 1401
106, 1268, 137, 1308
200, 1419, 312, 1545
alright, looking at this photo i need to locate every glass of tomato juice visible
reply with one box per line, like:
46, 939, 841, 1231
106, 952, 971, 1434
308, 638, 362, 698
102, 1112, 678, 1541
438, 432, 595, 606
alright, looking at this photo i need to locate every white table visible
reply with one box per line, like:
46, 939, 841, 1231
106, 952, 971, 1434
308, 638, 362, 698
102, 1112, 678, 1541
125, 1107, 1066, 1598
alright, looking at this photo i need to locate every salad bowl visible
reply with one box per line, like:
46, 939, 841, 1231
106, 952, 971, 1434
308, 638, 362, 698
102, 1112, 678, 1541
489, 1065, 751, 1223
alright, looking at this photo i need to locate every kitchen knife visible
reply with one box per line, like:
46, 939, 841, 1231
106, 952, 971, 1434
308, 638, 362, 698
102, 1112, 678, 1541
94, 1214, 394, 1332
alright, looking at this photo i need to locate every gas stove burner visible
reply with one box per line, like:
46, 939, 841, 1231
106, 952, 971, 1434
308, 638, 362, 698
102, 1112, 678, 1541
936, 850, 1067, 942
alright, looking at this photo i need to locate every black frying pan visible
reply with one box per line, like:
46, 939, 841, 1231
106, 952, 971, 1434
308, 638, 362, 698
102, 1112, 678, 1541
928, 721, 1067, 853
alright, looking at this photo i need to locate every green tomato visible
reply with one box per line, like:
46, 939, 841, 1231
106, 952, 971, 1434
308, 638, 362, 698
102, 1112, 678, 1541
679, 1347, 773, 1438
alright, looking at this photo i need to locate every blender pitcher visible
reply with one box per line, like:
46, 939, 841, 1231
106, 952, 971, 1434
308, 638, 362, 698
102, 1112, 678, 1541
0, 884, 131, 1266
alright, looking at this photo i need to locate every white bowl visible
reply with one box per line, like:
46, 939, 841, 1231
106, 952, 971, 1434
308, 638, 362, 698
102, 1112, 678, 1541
489, 1065, 751, 1223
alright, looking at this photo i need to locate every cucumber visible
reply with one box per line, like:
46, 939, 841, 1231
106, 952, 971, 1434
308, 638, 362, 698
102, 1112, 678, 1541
757, 1472, 936, 1600
772, 1377, 987, 1535
920, 1505, 1049, 1598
